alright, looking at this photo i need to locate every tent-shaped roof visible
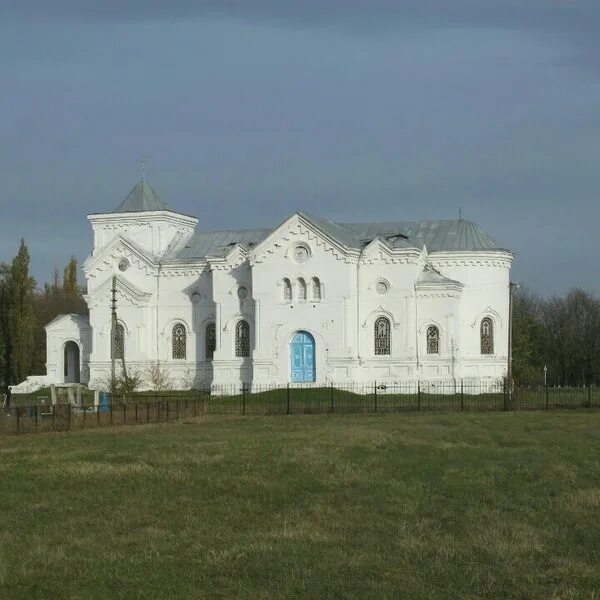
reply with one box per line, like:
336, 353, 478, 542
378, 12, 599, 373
113, 179, 168, 213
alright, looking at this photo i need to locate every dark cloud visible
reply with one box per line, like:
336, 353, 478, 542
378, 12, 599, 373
1, 1, 597, 32
4, 1, 598, 69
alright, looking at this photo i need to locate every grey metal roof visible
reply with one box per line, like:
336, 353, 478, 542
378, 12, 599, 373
164, 228, 273, 261
114, 179, 168, 213
162, 214, 507, 261
417, 267, 462, 287
341, 219, 503, 252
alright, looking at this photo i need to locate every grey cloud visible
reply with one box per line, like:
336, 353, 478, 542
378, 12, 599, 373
1, 1, 597, 32
4, 1, 598, 69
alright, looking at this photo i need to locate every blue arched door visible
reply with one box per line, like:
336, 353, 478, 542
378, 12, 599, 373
290, 331, 316, 382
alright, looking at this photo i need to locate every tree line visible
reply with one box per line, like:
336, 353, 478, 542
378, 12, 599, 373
0, 239, 598, 390
0, 240, 87, 389
512, 287, 600, 386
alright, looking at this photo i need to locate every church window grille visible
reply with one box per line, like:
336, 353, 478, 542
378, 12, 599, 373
283, 278, 292, 302
235, 320, 250, 358
205, 323, 216, 360
113, 323, 125, 360
172, 323, 187, 359
297, 278, 307, 301
374, 317, 391, 356
427, 326, 440, 354
481, 318, 494, 354
312, 277, 321, 300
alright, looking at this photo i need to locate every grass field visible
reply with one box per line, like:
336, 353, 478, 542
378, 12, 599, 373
1, 412, 600, 599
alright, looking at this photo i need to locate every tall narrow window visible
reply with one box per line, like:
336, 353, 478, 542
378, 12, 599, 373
427, 326, 440, 355
113, 323, 125, 360
297, 278, 307, 301
172, 323, 187, 359
374, 316, 391, 355
481, 317, 494, 354
235, 320, 250, 357
312, 277, 321, 300
205, 323, 216, 360
283, 278, 292, 302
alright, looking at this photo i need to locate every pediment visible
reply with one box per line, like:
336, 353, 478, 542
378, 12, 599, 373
84, 275, 152, 309
360, 237, 422, 265
83, 235, 157, 278
250, 213, 358, 265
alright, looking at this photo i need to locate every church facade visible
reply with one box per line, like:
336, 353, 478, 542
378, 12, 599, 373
45, 180, 513, 391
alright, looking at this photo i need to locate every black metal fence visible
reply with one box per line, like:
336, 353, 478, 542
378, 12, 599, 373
3, 382, 600, 435
0, 398, 203, 435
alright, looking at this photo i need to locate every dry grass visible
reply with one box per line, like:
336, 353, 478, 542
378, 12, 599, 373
1, 412, 600, 599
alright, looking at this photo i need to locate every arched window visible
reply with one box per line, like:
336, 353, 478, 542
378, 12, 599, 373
374, 316, 391, 355
427, 326, 439, 355
481, 317, 494, 354
297, 278, 307, 301
205, 323, 216, 360
235, 320, 250, 357
283, 278, 292, 302
172, 323, 187, 359
312, 277, 321, 300
113, 323, 125, 360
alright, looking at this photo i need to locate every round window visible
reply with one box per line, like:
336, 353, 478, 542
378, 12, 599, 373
118, 258, 130, 272
376, 280, 389, 295
293, 245, 310, 264
237, 287, 248, 300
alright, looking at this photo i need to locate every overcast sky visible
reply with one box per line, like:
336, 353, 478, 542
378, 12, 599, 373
1, 1, 599, 295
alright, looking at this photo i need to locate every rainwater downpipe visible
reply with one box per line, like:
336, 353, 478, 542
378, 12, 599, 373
414, 283, 420, 380
156, 261, 162, 364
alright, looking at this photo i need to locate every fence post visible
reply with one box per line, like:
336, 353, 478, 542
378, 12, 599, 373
135, 402, 138, 424
15, 407, 20, 434
417, 381, 421, 412
67, 404, 71, 431
242, 385, 246, 416
587, 385, 592, 409
35, 405, 39, 430
503, 381, 508, 411
166, 401, 170, 422
330, 383, 334, 413
52, 405, 55, 431
146, 401, 150, 424
374, 381, 378, 413
97, 404, 100, 426
545, 384, 549, 411
286, 383, 291, 415
123, 403, 127, 425
460, 380, 464, 412
110, 402, 113, 425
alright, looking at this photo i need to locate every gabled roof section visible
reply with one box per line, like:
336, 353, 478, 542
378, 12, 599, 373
45, 313, 90, 330
296, 212, 362, 248
163, 228, 273, 261
114, 179, 168, 213
83, 234, 157, 274
417, 267, 463, 287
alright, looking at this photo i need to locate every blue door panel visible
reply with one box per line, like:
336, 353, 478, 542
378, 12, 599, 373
290, 331, 316, 382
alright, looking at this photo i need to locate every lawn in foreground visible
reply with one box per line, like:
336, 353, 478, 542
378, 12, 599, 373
1, 413, 599, 599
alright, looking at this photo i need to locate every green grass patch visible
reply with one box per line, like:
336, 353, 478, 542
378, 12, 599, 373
1, 412, 600, 598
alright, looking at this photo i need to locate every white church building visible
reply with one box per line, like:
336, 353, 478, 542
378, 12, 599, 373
44, 179, 513, 391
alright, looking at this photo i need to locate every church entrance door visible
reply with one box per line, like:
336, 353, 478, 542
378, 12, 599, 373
290, 331, 315, 383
